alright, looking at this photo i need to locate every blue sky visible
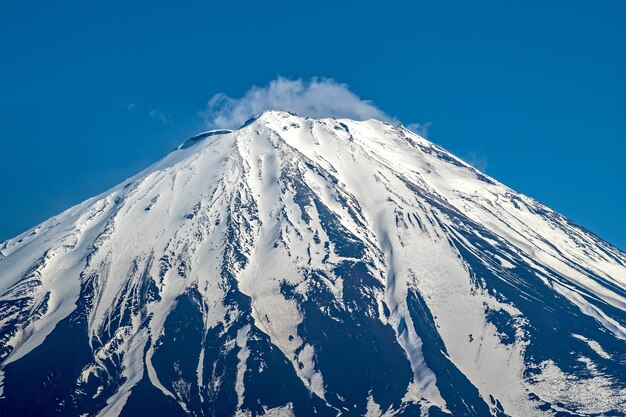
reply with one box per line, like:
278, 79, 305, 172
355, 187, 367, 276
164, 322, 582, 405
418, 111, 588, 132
1, 1, 625, 249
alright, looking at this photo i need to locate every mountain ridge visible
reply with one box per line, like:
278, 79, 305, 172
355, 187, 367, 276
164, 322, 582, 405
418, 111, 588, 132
0, 110, 625, 417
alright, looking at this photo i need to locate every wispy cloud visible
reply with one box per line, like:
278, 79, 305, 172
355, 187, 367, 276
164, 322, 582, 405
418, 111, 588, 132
406, 121, 431, 138
463, 150, 489, 172
201, 77, 400, 130
149, 110, 171, 125
120, 102, 137, 111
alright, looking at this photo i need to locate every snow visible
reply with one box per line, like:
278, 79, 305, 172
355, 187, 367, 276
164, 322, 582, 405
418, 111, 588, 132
235, 325, 251, 408
528, 359, 626, 414
1, 110, 625, 416
572, 334, 612, 360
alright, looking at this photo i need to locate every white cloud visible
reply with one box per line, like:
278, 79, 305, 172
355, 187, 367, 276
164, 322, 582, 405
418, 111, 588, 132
463, 150, 488, 172
119, 102, 137, 111
149, 110, 171, 125
201, 77, 396, 130
406, 121, 431, 138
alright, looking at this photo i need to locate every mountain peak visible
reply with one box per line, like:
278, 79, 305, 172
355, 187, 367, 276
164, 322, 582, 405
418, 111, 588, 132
1, 112, 625, 416
238, 109, 302, 128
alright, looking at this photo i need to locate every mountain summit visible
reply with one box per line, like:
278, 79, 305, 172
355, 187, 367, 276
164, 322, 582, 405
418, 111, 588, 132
1, 111, 625, 416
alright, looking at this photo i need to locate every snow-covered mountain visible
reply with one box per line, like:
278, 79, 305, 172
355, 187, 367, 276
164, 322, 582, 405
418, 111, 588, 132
1, 111, 625, 417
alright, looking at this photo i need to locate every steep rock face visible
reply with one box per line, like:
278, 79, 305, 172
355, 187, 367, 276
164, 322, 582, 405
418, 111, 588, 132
0, 111, 625, 417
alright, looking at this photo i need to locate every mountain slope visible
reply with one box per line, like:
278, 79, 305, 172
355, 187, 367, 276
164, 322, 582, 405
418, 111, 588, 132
0, 111, 625, 417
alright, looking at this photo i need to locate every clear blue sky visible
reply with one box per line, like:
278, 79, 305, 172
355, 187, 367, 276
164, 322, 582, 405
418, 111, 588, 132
1, 1, 625, 250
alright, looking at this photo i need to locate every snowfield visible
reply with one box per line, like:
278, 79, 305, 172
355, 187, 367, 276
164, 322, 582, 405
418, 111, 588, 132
1, 111, 625, 416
